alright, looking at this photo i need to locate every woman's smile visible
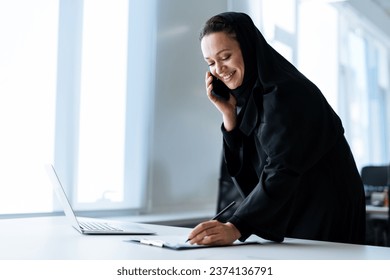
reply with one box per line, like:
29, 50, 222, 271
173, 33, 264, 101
220, 70, 235, 82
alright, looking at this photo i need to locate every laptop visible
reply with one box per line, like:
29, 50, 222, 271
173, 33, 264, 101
45, 164, 155, 235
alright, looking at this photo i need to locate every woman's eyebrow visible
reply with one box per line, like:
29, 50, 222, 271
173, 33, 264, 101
204, 48, 230, 60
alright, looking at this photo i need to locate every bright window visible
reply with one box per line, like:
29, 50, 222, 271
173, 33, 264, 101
0, 0, 151, 215
262, 0, 297, 63
339, 23, 390, 169
77, 0, 128, 208
296, 1, 390, 170
0, 0, 58, 214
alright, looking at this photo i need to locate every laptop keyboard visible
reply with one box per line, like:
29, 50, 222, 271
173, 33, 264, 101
79, 221, 123, 231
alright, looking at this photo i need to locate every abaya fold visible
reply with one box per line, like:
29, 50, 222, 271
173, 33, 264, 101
214, 12, 366, 244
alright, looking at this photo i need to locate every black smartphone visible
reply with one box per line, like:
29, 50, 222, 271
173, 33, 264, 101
211, 74, 230, 101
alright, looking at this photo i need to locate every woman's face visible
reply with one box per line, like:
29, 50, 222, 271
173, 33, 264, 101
201, 32, 245, 90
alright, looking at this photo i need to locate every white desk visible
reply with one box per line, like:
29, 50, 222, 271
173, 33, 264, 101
1, 216, 390, 260
366, 205, 389, 219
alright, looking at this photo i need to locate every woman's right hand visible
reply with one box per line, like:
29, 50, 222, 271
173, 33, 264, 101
206, 71, 237, 131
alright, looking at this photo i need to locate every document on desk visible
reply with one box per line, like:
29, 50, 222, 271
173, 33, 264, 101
125, 235, 261, 250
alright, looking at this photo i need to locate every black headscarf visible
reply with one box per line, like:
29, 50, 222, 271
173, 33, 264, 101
217, 12, 308, 103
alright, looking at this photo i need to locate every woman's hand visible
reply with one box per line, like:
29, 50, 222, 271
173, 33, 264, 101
206, 72, 237, 131
187, 220, 241, 246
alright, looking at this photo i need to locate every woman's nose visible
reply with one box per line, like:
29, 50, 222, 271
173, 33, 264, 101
215, 62, 225, 76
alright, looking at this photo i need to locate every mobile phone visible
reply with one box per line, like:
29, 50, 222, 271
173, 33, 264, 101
211, 74, 230, 101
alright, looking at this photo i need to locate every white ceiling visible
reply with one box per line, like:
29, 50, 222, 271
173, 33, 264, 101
344, 0, 390, 38
373, 0, 390, 16
303, 0, 390, 38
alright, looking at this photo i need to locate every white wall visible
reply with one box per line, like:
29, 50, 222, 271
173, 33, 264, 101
147, 0, 229, 213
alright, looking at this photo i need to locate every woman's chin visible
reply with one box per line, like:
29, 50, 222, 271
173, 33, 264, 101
227, 82, 241, 90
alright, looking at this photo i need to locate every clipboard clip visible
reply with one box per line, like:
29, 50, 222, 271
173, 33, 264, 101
139, 239, 164, 247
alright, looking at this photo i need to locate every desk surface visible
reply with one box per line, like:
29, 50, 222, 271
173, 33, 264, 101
366, 205, 389, 220
1, 216, 390, 260
366, 205, 389, 214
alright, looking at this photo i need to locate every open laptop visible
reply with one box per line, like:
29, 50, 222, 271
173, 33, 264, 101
45, 164, 155, 235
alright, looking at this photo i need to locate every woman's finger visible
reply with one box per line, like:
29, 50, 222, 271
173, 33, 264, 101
187, 220, 220, 243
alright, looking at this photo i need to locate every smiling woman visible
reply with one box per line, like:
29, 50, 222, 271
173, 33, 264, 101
201, 32, 245, 132
187, 12, 366, 246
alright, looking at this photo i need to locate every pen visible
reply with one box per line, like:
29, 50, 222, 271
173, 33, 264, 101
185, 201, 236, 243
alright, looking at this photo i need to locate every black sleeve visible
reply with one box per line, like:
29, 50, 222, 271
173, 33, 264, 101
220, 124, 242, 176
227, 83, 344, 242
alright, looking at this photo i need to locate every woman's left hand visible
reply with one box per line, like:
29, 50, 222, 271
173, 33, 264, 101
187, 220, 241, 246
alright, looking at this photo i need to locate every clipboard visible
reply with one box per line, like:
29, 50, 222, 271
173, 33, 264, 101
125, 236, 261, 250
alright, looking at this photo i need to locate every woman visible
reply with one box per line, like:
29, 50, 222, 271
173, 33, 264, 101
187, 12, 366, 245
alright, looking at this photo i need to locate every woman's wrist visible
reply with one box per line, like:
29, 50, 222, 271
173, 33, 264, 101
222, 109, 237, 131
226, 222, 242, 240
